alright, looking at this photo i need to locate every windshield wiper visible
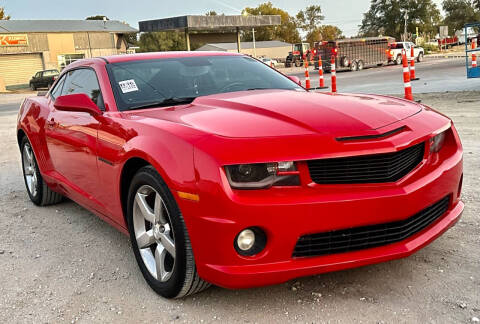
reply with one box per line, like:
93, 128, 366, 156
128, 97, 197, 110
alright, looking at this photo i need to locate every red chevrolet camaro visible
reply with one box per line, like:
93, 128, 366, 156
17, 52, 464, 298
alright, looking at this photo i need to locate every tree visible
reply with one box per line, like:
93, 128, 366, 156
359, 0, 441, 40
205, 11, 218, 16
306, 25, 344, 45
442, 0, 480, 33
86, 15, 109, 20
1, 7, 10, 20
296, 5, 324, 35
473, 0, 480, 10
138, 32, 186, 52
242, 2, 300, 43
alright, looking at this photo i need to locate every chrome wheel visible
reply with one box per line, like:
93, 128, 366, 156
133, 185, 175, 282
22, 143, 38, 197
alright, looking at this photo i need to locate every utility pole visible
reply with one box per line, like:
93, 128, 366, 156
403, 11, 408, 42
252, 28, 257, 58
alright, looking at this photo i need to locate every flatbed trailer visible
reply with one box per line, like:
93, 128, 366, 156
313, 37, 395, 72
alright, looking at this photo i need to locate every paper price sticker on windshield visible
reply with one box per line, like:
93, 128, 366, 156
119, 79, 138, 93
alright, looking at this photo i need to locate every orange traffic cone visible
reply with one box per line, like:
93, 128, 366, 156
304, 57, 311, 90
402, 50, 413, 101
472, 39, 477, 68
410, 46, 419, 81
330, 56, 337, 93
317, 56, 328, 89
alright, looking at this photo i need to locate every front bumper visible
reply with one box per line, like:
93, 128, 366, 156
202, 201, 463, 288
181, 123, 463, 289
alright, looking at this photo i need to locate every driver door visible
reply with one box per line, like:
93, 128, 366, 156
45, 68, 104, 210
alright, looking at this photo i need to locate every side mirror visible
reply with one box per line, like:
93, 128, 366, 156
287, 75, 302, 86
54, 93, 101, 115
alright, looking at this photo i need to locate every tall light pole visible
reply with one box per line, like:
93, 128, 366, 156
403, 11, 408, 42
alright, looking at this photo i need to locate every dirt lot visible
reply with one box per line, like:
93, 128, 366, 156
0, 91, 479, 323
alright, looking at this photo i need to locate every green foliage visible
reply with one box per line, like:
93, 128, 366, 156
86, 15, 109, 20
306, 25, 343, 45
296, 5, 324, 35
138, 32, 186, 52
442, 0, 480, 33
1, 7, 10, 20
360, 0, 441, 40
205, 11, 218, 16
420, 42, 439, 54
242, 2, 300, 43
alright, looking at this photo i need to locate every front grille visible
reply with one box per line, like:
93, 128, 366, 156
292, 196, 450, 258
307, 143, 425, 184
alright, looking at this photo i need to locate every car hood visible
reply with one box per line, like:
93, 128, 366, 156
134, 90, 422, 138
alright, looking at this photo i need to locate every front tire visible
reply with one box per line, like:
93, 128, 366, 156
357, 60, 364, 70
126, 166, 210, 298
29, 83, 36, 91
21, 137, 63, 206
350, 61, 358, 71
417, 52, 424, 62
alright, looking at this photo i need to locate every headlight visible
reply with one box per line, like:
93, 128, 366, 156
225, 161, 300, 189
430, 131, 446, 153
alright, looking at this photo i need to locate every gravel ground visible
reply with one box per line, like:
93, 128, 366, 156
0, 91, 479, 323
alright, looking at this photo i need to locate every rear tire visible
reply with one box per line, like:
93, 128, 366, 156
395, 55, 402, 65
126, 165, 210, 298
21, 136, 63, 206
417, 52, 424, 62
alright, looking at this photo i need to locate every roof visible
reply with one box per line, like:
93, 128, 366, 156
334, 36, 395, 44
139, 15, 281, 32
0, 20, 138, 33
196, 40, 291, 51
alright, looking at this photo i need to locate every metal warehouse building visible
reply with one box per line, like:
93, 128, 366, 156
196, 40, 292, 60
0, 20, 137, 88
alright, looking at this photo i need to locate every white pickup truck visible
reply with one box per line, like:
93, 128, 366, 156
388, 42, 424, 65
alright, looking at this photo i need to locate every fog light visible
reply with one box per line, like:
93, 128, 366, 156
234, 227, 267, 256
237, 229, 255, 251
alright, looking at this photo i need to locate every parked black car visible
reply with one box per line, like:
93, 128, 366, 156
29, 69, 59, 90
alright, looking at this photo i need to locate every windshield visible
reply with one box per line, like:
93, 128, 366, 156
107, 55, 302, 111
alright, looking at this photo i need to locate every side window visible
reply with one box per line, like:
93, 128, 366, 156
61, 69, 105, 110
35, 72, 41, 78
50, 74, 67, 100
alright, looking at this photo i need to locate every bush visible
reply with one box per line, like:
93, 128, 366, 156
420, 43, 439, 54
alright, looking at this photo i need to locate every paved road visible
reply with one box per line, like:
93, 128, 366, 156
286, 58, 480, 94
0, 103, 20, 115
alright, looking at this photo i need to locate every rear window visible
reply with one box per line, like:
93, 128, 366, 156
43, 70, 59, 77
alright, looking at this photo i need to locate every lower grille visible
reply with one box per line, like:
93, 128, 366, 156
293, 196, 450, 258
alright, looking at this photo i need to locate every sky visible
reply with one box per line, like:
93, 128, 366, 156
1, 0, 445, 37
